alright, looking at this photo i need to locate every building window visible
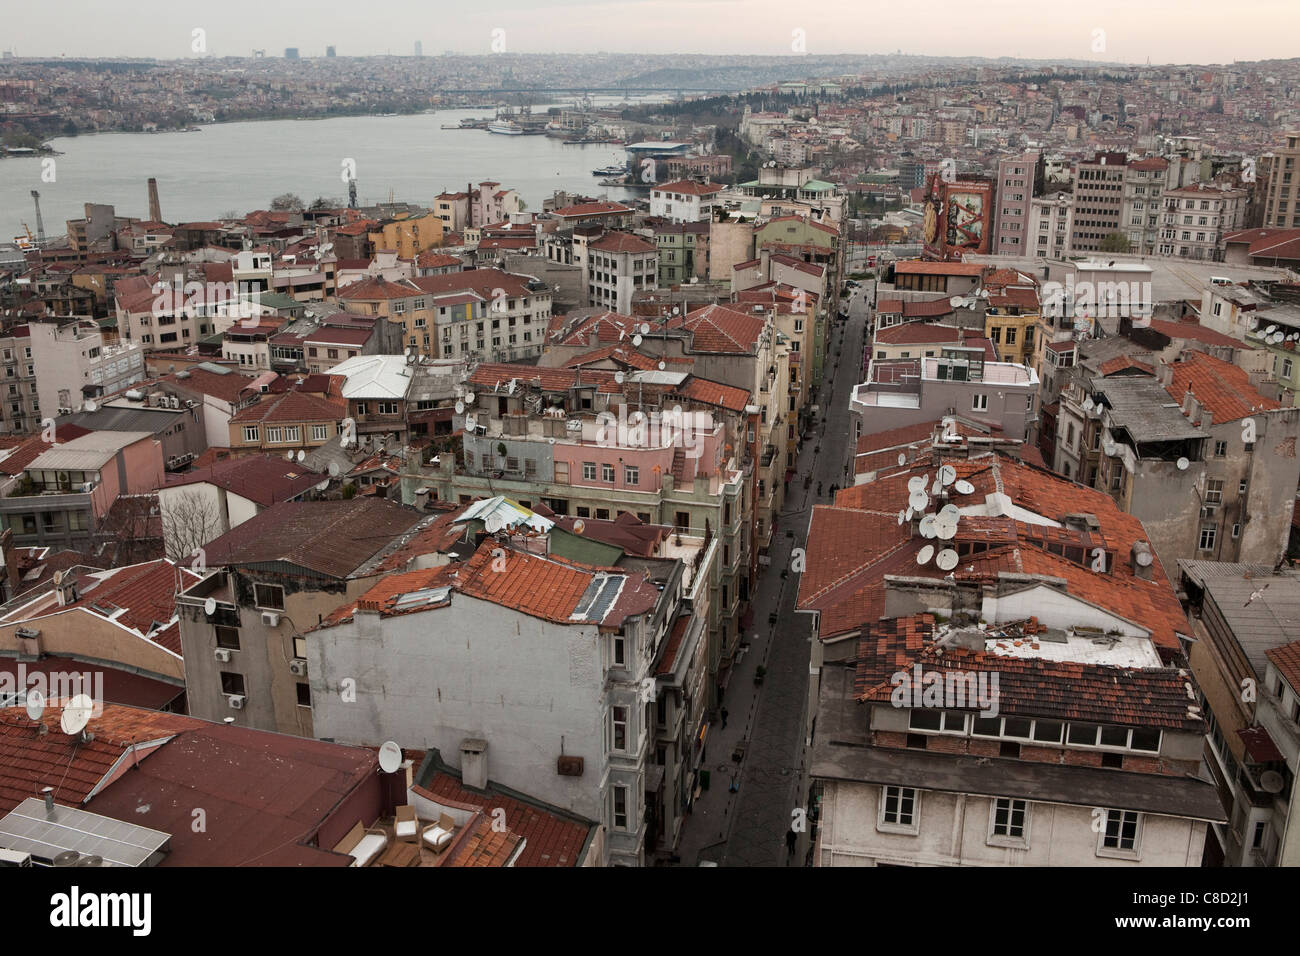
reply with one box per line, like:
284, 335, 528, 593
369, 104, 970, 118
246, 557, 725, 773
612, 785, 629, 830
1199, 527, 1216, 552
1099, 809, 1142, 856
1205, 478, 1223, 504
1214, 440, 1227, 457
253, 583, 285, 610
624, 465, 639, 486
312, 424, 329, 441
242, 426, 259, 442
989, 798, 1029, 844
602, 463, 615, 482
611, 705, 629, 752
1231, 522, 1241, 539
583, 462, 597, 481
972, 394, 988, 411
296, 683, 312, 708
879, 786, 919, 833
220, 672, 245, 696
613, 635, 626, 667
215, 626, 240, 650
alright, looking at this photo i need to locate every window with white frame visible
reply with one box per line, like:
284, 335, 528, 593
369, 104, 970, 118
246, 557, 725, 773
312, 424, 329, 441
972, 394, 989, 411
879, 786, 919, 833
242, 426, 259, 442
989, 798, 1029, 845
582, 462, 597, 481
1098, 809, 1142, 856
612, 785, 629, 830
611, 705, 629, 752
602, 463, 615, 482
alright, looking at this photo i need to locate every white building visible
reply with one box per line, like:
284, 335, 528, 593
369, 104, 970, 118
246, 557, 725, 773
649, 180, 724, 223
28, 318, 145, 416
585, 232, 659, 315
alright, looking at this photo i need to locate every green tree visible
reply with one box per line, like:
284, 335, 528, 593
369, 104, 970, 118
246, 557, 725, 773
1099, 232, 1131, 253
271, 193, 305, 212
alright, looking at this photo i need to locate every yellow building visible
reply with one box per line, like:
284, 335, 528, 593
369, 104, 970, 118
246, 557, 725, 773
367, 212, 445, 259
983, 277, 1041, 364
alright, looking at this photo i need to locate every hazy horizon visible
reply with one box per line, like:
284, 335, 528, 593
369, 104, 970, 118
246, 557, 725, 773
6, 0, 1299, 66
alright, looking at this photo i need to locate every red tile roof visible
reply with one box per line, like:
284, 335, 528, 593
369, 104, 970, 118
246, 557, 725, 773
589, 231, 658, 255
672, 376, 752, 413
1099, 355, 1155, 376
552, 201, 633, 218
468, 362, 617, 393
874, 323, 968, 345
230, 389, 346, 424
653, 180, 723, 196
412, 267, 537, 299
1164, 350, 1279, 424
893, 260, 985, 276
164, 454, 324, 506
1146, 318, 1247, 350
666, 304, 766, 353
1266, 640, 1300, 693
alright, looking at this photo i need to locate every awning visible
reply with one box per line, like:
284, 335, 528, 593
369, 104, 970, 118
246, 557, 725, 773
1239, 725, 1285, 763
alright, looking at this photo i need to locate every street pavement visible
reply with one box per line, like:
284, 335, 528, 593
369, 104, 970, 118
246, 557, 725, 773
672, 283, 871, 866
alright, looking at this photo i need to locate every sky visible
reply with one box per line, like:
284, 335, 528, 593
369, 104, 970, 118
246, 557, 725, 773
5, 0, 1300, 65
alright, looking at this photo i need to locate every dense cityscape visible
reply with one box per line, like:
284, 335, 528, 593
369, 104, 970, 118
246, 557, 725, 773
0, 3, 1295, 924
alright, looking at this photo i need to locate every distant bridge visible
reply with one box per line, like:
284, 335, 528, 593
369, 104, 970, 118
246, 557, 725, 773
437, 87, 738, 95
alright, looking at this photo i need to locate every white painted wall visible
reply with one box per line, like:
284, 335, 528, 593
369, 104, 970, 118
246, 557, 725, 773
983, 584, 1148, 639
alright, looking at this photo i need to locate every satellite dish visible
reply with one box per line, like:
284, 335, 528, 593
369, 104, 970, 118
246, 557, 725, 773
905, 506, 915, 521
53, 851, 81, 867
897, 510, 905, 526
297, 450, 305, 462
953, 479, 974, 495
507, 378, 517, 395
908, 490, 930, 511
465, 393, 475, 404
204, 597, 217, 617
572, 519, 585, 535
1135, 549, 1154, 567
1083, 397, 1094, 412
938, 465, 956, 486
315, 480, 329, 492
286, 450, 294, 461
455, 401, 465, 414
897, 453, 906, 467
378, 741, 403, 774
936, 549, 959, 571
484, 513, 505, 534
939, 503, 960, 520
919, 514, 937, 538
84, 400, 97, 413
25, 690, 45, 721
935, 516, 958, 540
948, 296, 964, 308
671, 307, 680, 316
1260, 770, 1285, 794
658, 361, 666, 371
405, 351, 416, 365
639, 324, 650, 335
907, 476, 927, 493
632, 334, 643, 346
1103, 441, 1117, 457
328, 462, 341, 477
1176, 457, 1190, 471
917, 544, 935, 565
930, 480, 942, 497
60, 695, 94, 736
1266, 325, 1277, 335
615, 371, 626, 384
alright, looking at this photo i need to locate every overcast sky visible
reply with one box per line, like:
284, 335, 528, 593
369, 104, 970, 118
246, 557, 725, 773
7, 0, 1299, 64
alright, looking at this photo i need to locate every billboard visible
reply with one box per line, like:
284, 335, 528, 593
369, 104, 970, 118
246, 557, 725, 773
922, 174, 993, 260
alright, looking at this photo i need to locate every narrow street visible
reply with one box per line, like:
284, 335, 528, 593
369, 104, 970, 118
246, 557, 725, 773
674, 281, 871, 866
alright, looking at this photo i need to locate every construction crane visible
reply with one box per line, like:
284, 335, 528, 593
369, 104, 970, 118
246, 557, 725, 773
30, 190, 45, 245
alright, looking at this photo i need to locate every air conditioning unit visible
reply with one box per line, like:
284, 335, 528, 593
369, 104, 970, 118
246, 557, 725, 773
214, 647, 231, 663
289, 658, 308, 677
261, 611, 280, 627
227, 694, 245, 710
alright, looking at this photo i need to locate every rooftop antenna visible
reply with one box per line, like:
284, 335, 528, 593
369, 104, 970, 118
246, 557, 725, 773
378, 740, 403, 773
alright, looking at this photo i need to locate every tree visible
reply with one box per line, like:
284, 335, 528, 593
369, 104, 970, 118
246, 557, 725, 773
270, 193, 305, 212
161, 490, 224, 563
1099, 232, 1132, 253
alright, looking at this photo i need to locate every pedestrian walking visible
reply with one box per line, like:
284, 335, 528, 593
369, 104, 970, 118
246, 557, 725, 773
786, 828, 797, 856
721, 707, 729, 729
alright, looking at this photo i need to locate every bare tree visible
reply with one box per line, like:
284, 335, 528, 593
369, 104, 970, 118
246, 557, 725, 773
161, 490, 224, 564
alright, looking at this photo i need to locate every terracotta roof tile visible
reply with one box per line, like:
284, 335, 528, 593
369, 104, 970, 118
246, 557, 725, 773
1165, 350, 1279, 424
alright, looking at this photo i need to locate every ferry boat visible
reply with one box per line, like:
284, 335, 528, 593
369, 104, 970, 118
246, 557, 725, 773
592, 165, 626, 176
487, 121, 524, 135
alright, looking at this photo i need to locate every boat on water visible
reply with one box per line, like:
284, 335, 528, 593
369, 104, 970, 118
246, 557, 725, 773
592, 165, 626, 176
487, 121, 524, 135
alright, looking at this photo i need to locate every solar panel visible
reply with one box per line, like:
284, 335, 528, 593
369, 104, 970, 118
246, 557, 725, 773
0, 798, 170, 867
571, 574, 625, 622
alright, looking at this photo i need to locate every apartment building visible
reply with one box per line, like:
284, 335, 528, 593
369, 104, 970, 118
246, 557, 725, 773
227, 390, 346, 458
175, 498, 428, 737
991, 151, 1043, 256
27, 318, 145, 417
0, 325, 39, 435
1029, 193, 1074, 259
586, 232, 659, 315
1178, 562, 1300, 868
1159, 183, 1248, 260
1260, 132, 1300, 229
1070, 151, 1127, 252
649, 180, 724, 223
1121, 157, 1170, 255
307, 534, 700, 866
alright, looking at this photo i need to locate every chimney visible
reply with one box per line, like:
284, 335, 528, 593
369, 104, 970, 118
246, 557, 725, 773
1182, 386, 1197, 418
460, 738, 488, 790
147, 177, 161, 223
1156, 361, 1174, 388
42, 786, 55, 817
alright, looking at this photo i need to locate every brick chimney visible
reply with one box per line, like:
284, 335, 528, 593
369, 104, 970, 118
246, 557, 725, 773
460, 738, 488, 790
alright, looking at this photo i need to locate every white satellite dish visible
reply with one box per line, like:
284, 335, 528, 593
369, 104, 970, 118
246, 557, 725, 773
897, 510, 905, 526
315, 480, 329, 492
632, 334, 643, 346
907, 476, 927, 493
939, 503, 960, 520
897, 453, 906, 467
1135, 549, 1154, 567
919, 514, 937, 538
1266, 325, 1277, 335
84, 400, 97, 413
328, 462, 341, 477
484, 513, 505, 534
204, 597, 217, 617
455, 401, 465, 414
948, 296, 964, 308
60, 695, 94, 736
1082, 397, 1094, 412
905, 506, 915, 521
658, 361, 666, 371
938, 465, 956, 486
953, 479, 974, 495
935, 549, 959, 571
930, 480, 942, 497
572, 519, 586, 535
917, 544, 935, 565
614, 371, 626, 384
465, 393, 475, 404
1260, 770, 1285, 793
1103, 441, 1117, 457
507, 378, 517, 395
640, 324, 650, 335
286, 450, 294, 460
935, 516, 958, 540
1176, 457, 1190, 471
378, 741, 403, 774
297, 450, 305, 462
25, 690, 45, 722
908, 490, 930, 511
